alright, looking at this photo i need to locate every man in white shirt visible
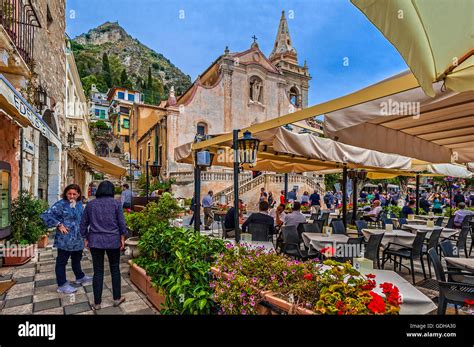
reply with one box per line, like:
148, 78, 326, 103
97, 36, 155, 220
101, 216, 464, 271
284, 201, 307, 227
270, 204, 287, 227
363, 200, 382, 222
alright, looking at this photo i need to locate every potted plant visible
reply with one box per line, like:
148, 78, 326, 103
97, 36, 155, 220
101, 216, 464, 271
210, 245, 402, 315
4, 191, 48, 265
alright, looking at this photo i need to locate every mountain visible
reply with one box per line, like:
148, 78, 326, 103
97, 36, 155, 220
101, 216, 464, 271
71, 21, 192, 102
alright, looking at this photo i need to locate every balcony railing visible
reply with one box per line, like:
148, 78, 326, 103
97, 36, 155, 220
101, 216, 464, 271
0, 0, 41, 66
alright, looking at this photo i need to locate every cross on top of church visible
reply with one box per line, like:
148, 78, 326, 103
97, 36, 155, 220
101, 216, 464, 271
252, 35, 257, 43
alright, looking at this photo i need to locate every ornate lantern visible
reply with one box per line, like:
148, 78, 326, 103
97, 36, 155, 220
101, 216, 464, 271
237, 131, 260, 164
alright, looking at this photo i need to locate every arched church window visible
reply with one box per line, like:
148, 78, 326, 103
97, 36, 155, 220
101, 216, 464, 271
197, 122, 207, 136
289, 86, 299, 107
249, 76, 264, 104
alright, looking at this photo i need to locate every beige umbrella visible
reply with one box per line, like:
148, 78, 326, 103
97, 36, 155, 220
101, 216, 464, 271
351, 0, 474, 97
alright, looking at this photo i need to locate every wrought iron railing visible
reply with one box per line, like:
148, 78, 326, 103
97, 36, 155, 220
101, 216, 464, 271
0, 0, 40, 66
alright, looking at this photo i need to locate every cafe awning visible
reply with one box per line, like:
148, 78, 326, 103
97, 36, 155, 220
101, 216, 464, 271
351, 0, 474, 97
323, 71, 474, 164
176, 127, 412, 173
69, 147, 127, 178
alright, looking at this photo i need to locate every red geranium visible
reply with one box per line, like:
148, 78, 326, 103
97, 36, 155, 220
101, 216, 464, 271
361, 279, 376, 291
368, 292, 386, 314
303, 273, 313, 281
464, 299, 474, 306
380, 282, 401, 306
366, 274, 376, 279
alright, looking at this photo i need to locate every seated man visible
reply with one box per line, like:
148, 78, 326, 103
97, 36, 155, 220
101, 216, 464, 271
454, 202, 473, 228
242, 201, 275, 235
401, 200, 416, 217
224, 199, 244, 237
363, 200, 382, 222
284, 201, 307, 227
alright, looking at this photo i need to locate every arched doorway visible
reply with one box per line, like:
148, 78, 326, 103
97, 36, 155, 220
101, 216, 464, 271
38, 109, 61, 205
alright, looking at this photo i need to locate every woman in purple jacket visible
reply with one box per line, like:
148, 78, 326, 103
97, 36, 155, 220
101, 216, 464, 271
80, 180, 128, 310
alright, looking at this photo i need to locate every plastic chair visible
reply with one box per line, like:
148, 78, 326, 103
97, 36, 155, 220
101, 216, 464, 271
330, 219, 346, 235
422, 228, 442, 278
435, 216, 444, 227
355, 220, 368, 238
382, 231, 428, 284
248, 223, 272, 242
281, 225, 308, 260
364, 232, 384, 269
428, 247, 474, 315
303, 222, 323, 234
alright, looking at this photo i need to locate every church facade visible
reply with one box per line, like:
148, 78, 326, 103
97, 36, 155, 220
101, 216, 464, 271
131, 11, 314, 199
166, 11, 311, 174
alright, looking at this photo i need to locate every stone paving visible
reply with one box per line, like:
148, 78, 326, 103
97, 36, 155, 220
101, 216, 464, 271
0, 235, 159, 315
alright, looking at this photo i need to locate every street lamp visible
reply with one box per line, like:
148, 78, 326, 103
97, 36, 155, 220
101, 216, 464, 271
237, 130, 260, 165
36, 84, 47, 111
67, 125, 77, 148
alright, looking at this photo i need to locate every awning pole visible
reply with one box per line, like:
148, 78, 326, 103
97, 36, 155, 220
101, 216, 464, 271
146, 160, 150, 205
415, 174, 420, 215
284, 173, 288, 203
194, 164, 201, 233
342, 166, 347, 228
233, 130, 240, 243
352, 173, 358, 224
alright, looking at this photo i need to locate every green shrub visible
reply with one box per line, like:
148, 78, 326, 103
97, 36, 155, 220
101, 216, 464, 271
11, 191, 48, 244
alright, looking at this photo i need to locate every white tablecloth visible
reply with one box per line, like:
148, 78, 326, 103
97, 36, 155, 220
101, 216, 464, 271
445, 257, 474, 272
301, 232, 349, 254
362, 229, 415, 248
359, 268, 437, 315
403, 225, 459, 239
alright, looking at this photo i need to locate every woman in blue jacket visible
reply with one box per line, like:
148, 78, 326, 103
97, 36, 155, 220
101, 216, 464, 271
40, 184, 92, 294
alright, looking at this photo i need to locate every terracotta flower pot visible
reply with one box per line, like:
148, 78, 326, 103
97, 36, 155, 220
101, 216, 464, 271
3, 244, 35, 266
128, 260, 147, 294
37, 234, 49, 248
146, 276, 167, 311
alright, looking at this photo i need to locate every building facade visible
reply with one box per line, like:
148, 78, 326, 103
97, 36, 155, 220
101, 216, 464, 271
107, 87, 141, 156
90, 86, 110, 123
65, 39, 95, 196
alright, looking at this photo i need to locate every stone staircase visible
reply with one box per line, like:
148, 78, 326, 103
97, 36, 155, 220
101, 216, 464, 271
214, 173, 325, 205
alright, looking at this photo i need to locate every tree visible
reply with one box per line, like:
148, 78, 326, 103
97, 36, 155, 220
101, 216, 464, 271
102, 52, 112, 88
120, 69, 133, 90
147, 67, 153, 90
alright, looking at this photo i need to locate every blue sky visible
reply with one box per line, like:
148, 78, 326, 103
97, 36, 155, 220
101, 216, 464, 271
66, 0, 408, 106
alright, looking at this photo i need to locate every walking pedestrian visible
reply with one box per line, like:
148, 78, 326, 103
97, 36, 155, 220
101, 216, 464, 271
202, 191, 214, 230
80, 180, 127, 310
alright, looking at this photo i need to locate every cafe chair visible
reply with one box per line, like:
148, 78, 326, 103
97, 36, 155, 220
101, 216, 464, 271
330, 219, 346, 235
320, 211, 330, 226
364, 232, 384, 269
382, 231, 427, 284
281, 225, 308, 260
439, 240, 474, 285
446, 216, 455, 229
428, 247, 474, 315
248, 223, 272, 242
303, 222, 323, 234
421, 228, 442, 278
355, 220, 368, 238
435, 216, 444, 227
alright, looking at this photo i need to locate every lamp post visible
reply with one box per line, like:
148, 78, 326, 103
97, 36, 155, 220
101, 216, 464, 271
193, 134, 214, 233
145, 160, 150, 205
234, 130, 260, 243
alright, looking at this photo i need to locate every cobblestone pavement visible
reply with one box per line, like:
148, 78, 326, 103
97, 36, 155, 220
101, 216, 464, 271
0, 235, 159, 315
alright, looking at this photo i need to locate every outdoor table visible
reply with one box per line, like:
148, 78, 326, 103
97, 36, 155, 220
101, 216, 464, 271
358, 268, 437, 315
301, 232, 349, 255
415, 215, 447, 221
444, 257, 474, 273
225, 239, 275, 252
402, 225, 459, 239
405, 219, 428, 225
362, 228, 415, 248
